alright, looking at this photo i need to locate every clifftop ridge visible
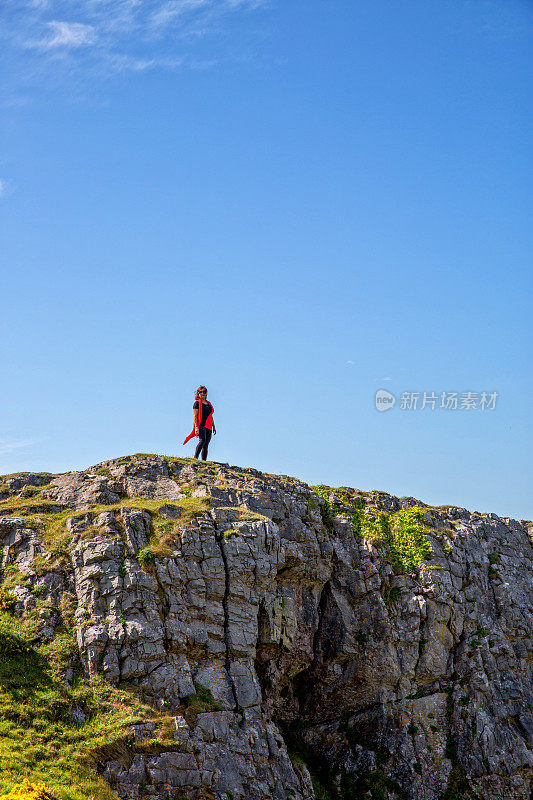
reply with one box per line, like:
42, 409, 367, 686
1, 452, 529, 524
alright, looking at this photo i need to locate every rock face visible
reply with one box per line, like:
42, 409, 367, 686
0, 454, 532, 800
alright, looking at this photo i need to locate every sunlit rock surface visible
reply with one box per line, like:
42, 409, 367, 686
0, 454, 531, 800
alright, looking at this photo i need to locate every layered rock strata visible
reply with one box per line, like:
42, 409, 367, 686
0, 455, 532, 800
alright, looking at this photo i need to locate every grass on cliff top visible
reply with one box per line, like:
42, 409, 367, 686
0, 494, 211, 561
0, 611, 177, 800
0, 473, 53, 481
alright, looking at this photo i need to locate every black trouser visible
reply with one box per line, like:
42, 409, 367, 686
194, 427, 212, 460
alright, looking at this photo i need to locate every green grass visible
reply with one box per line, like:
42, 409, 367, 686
0, 473, 53, 481
0, 484, 215, 797
217, 506, 270, 523
0, 611, 176, 800
92, 468, 114, 480
175, 495, 211, 522
0, 494, 211, 566
0, 566, 31, 592
0, 589, 17, 613
0, 497, 69, 517
0, 492, 210, 785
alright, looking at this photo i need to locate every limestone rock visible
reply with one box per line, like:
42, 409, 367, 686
0, 454, 531, 800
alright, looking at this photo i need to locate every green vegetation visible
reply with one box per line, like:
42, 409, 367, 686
287, 751, 332, 800
0, 497, 68, 518
0, 588, 17, 613
311, 486, 432, 572
288, 715, 406, 800
0, 607, 178, 799
0, 566, 31, 592
440, 689, 477, 800
182, 683, 222, 724
137, 546, 156, 567
176, 496, 211, 523
340, 769, 405, 799
311, 486, 366, 535
0, 779, 58, 800
383, 585, 401, 603
0, 473, 217, 797
360, 507, 432, 572
217, 506, 270, 523
0, 493, 211, 567
93, 468, 114, 480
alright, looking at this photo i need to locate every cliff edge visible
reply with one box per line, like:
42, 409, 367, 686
0, 454, 531, 800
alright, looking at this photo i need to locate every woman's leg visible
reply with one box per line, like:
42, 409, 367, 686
201, 429, 212, 460
194, 428, 206, 459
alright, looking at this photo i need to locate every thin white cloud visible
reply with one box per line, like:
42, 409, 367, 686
105, 54, 157, 72
151, 0, 210, 29
33, 21, 97, 49
0, 180, 8, 198
0, 439, 38, 455
346, 360, 355, 365
2, 0, 269, 86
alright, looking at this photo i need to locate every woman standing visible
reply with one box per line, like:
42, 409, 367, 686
183, 386, 216, 460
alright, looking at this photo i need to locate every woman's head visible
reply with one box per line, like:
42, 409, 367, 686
195, 386, 208, 401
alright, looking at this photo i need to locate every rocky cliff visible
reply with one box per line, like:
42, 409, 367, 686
0, 455, 531, 800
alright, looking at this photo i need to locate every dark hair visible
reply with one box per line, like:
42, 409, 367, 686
195, 386, 208, 401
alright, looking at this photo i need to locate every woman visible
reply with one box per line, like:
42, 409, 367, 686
183, 386, 216, 460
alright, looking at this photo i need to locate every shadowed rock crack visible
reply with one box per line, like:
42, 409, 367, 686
214, 520, 240, 711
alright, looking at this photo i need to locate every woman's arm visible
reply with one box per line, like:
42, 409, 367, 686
194, 408, 199, 435
211, 413, 216, 435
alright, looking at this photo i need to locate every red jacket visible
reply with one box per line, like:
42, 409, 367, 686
183, 401, 214, 445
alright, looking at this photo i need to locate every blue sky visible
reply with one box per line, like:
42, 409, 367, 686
1, 0, 532, 518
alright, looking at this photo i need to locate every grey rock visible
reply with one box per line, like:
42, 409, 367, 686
1, 454, 531, 800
